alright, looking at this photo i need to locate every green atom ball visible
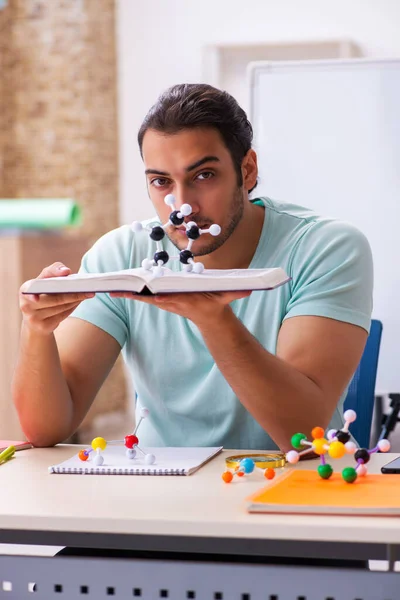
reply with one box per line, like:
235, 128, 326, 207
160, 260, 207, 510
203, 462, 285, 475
317, 464, 333, 479
291, 433, 307, 450
342, 467, 357, 483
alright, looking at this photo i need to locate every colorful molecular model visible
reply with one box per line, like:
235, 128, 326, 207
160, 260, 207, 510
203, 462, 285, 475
222, 457, 277, 484
286, 409, 391, 483
78, 407, 155, 467
131, 194, 221, 276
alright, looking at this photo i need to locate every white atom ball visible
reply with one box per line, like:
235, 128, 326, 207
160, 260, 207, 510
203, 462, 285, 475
164, 194, 176, 206
93, 454, 104, 467
345, 441, 357, 454
209, 224, 221, 236
131, 221, 143, 232
327, 429, 337, 441
183, 263, 193, 272
357, 464, 367, 477
140, 407, 149, 418
145, 453, 156, 465
153, 266, 164, 277
180, 204, 192, 216
344, 409, 357, 423
142, 258, 153, 270
192, 262, 204, 274
286, 450, 300, 464
126, 448, 136, 459
377, 439, 391, 452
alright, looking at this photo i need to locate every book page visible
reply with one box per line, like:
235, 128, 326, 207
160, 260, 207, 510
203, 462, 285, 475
150, 267, 288, 293
25, 268, 149, 294
64, 268, 150, 282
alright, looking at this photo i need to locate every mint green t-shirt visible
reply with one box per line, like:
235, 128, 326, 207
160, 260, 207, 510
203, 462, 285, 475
71, 197, 373, 449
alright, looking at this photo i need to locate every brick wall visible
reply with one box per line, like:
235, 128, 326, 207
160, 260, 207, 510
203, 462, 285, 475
0, 0, 128, 435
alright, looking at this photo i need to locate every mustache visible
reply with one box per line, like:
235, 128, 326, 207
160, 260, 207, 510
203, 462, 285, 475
182, 217, 213, 227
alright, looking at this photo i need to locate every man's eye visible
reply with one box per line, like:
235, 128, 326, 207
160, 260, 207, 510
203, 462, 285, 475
196, 171, 214, 181
151, 178, 169, 188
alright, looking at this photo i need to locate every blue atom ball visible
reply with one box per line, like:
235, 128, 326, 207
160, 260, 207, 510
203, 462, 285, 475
240, 458, 255, 474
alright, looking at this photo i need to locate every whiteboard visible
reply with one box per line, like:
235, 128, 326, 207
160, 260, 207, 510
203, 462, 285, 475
248, 58, 400, 394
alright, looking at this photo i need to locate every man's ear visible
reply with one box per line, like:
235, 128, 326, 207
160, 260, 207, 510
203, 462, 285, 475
241, 149, 258, 191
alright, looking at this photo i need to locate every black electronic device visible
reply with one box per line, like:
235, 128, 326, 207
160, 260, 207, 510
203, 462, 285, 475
381, 455, 400, 474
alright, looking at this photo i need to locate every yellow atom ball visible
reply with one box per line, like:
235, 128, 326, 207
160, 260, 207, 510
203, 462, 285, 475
328, 441, 345, 459
312, 438, 328, 455
91, 437, 107, 451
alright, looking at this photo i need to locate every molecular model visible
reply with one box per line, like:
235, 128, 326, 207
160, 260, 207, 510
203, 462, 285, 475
78, 407, 155, 467
131, 194, 221, 276
222, 457, 279, 484
286, 409, 391, 483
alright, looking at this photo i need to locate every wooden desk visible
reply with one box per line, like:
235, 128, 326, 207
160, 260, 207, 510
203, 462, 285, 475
0, 447, 399, 599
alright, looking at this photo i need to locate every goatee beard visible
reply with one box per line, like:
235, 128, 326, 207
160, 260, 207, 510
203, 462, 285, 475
167, 188, 244, 257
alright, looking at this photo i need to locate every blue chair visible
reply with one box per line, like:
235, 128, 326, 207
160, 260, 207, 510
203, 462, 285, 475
343, 319, 383, 448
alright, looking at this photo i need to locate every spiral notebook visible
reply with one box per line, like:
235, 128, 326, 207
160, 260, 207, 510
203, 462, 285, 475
49, 446, 223, 476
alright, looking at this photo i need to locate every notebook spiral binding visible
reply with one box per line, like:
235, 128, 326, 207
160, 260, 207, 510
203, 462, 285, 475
49, 466, 186, 475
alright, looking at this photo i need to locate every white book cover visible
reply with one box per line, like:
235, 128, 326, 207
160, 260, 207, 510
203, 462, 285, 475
49, 446, 223, 476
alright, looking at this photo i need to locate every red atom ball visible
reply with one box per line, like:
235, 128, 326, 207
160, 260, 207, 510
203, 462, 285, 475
124, 434, 139, 449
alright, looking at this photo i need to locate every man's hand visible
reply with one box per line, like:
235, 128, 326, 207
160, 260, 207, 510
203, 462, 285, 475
109, 289, 251, 327
20, 262, 94, 336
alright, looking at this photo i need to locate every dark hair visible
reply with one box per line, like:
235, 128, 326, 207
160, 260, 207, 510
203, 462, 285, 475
138, 83, 257, 192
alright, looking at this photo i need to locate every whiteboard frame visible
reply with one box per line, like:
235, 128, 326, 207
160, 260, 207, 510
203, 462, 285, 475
247, 57, 400, 123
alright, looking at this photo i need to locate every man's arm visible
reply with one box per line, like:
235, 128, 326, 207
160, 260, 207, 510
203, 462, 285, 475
13, 319, 121, 447
13, 263, 121, 447
197, 309, 367, 451
111, 291, 367, 451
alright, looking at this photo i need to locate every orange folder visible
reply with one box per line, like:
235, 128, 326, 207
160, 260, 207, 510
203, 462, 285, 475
247, 469, 400, 516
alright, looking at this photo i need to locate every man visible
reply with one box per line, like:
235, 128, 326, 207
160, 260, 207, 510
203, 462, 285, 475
13, 83, 372, 451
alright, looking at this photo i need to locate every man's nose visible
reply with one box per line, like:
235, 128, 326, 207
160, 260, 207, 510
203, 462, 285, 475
174, 185, 200, 216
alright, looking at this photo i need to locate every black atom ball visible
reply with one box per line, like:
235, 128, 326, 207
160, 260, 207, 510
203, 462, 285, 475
354, 448, 370, 464
179, 249, 194, 264
186, 225, 200, 240
154, 250, 169, 265
335, 430, 351, 444
150, 226, 165, 241
170, 210, 184, 226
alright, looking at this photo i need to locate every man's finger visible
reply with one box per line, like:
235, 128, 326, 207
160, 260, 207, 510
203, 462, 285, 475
39, 263, 71, 279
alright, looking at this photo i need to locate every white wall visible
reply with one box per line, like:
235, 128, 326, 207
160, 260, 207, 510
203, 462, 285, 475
117, 0, 400, 224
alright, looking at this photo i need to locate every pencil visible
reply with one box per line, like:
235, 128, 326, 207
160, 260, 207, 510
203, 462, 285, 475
0, 445, 16, 464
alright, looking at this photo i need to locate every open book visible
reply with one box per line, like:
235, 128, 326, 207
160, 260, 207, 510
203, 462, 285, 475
247, 469, 400, 516
49, 446, 223, 476
24, 266, 290, 295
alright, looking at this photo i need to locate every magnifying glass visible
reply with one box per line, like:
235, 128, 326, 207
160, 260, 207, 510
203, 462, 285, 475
225, 452, 286, 470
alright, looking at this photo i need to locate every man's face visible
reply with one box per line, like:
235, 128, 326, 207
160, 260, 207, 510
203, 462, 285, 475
141, 127, 245, 256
